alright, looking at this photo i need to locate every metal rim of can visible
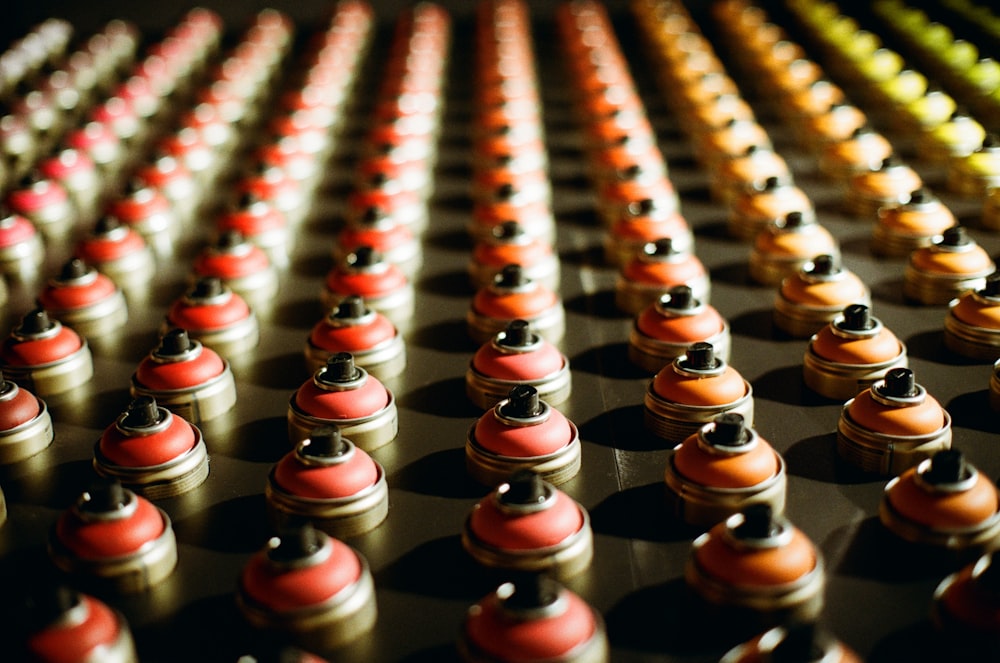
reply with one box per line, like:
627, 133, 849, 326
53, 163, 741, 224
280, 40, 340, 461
644, 380, 754, 443
461, 509, 593, 581
871, 222, 937, 257
304, 334, 406, 381
664, 452, 787, 529
773, 289, 872, 339
3, 341, 93, 397
878, 487, 1000, 551
628, 320, 731, 373
237, 552, 377, 650
615, 275, 711, 316
464, 352, 571, 410
129, 362, 236, 424
903, 266, 990, 306
265, 461, 388, 538
0, 395, 53, 464
465, 421, 581, 487
92, 431, 209, 500
51, 290, 129, 338
466, 304, 565, 346
943, 310, 1000, 361
836, 405, 953, 476
287, 391, 398, 452
802, 342, 908, 401
48, 508, 178, 593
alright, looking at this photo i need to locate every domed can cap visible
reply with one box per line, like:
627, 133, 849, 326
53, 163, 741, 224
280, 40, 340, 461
903, 227, 995, 305
266, 427, 389, 538
320, 247, 414, 328
466, 320, 571, 410
304, 296, 406, 380
837, 368, 952, 475
615, 239, 711, 314
686, 505, 824, 623
236, 524, 377, 650
1, 307, 94, 397
39, 258, 129, 339
628, 286, 731, 372
48, 479, 178, 593
461, 470, 593, 580
665, 414, 787, 528
803, 305, 908, 400
880, 450, 1000, 555
458, 576, 609, 663
288, 353, 398, 451
747, 213, 840, 286
164, 277, 260, 357
932, 552, 1000, 641
466, 386, 581, 486
467, 265, 565, 344
944, 273, 1000, 360
644, 343, 754, 443
0, 371, 53, 464
719, 622, 862, 663
24, 589, 139, 663
130, 329, 236, 423
74, 216, 154, 291
92, 396, 209, 499
772, 255, 871, 338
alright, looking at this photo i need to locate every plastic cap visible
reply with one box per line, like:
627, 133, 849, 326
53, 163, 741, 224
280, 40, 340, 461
17, 307, 55, 335
80, 477, 128, 513
500, 470, 548, 506
704, 413, 749, 447
303, 426, 347, 458
771, 622, 828, 663
495, 263, 527, 288
348, 245, 381, 268
498, 319, 532, 347
158, 328, 192, 356
985, 272, 1000, 297
190, 277, 224, 299
268, 524, 324, 563
121, 396, 161, 428
923, 449, 970, 485
662, 285, 693, 310
842, 304, 873, 331
807, 254, 838, 276
333, 295, 367, 319
59, 258, 90, 280
683, 342, 718, 370
503, 384, 542, 418
733, 504, 780, 540
940, 226, 969, 247
883, 368, 917, 397
502, 573, 561, 612
320, 352, 360, 383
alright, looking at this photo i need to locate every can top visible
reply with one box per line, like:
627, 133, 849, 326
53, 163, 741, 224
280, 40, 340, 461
693, 505, 818, 587
886, 450, 999, 530
463, 577, 598, 662
467, 471, 586, 550
240, 524, 363, 611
